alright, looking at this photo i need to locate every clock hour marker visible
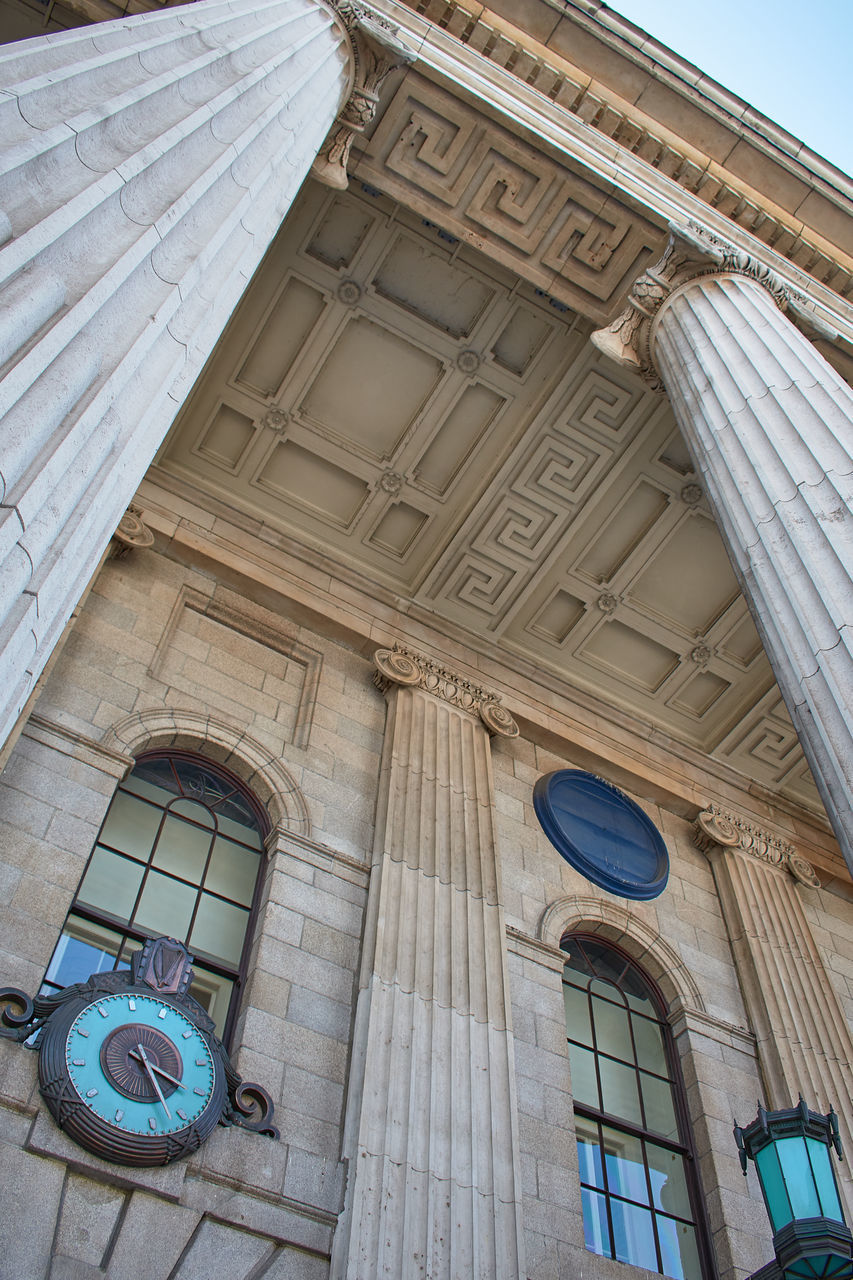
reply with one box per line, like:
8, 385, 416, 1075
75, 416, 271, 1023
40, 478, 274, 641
158, 1008, 167, 1019
194, 1087, 206, 1096
182, 1030, 192, 1039
86, 1089, 98, 1098
98, 1006, 109, 1017
195, 1058, 206, 1066
148, 1118, 157, 1130
77, 1029, 89, 1038
128, 999, 136, 1011
72, 1059, 86, 1067
177, 1109, 188, 1121
115, 1109, 124, 1123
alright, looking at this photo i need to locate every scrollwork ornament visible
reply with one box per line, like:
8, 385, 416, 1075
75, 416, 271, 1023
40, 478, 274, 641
479, 700, 519, 739
694, 809, 741, 855
112, 505, 154, 558
786, 853, 821, 889
374, 647, 422, 688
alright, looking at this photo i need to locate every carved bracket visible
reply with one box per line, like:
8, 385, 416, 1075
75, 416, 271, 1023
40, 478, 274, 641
313, 3, 415, 190
374, 644, 519, 737
591, 222, 836, 388
694, 805, 820, 888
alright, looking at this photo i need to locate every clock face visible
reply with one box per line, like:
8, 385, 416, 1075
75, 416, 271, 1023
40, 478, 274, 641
66, 993, 215, 1136
38, 984, 226, 1166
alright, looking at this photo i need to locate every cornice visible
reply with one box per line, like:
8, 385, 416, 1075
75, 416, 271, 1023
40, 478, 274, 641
373, 643, 519, 736
365, 0, 853, 341
694, 805, 821, 888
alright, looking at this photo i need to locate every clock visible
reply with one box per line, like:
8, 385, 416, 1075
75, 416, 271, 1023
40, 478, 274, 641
0, 936, 278, 1167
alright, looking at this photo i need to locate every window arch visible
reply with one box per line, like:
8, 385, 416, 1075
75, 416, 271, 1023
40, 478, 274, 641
562, 934, 712, 1280
43, 751, 269, 1043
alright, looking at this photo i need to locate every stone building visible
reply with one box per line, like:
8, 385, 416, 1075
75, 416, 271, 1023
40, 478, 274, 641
0, 1, 851, 1278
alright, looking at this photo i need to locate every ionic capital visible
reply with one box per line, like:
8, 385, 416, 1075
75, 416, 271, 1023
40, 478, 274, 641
694, 805, 820, 887
591, 222, 834, 388
111, 505, 154, 559
313, 4, 414, 190
373, 644, 519, 737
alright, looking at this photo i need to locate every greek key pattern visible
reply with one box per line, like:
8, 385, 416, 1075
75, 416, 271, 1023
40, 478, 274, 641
355, 75, 664, 321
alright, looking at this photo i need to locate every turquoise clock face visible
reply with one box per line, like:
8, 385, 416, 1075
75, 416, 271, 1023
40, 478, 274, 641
65, 992, 216, 1137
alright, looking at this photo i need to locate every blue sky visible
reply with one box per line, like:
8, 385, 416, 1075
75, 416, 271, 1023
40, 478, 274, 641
606, 0, 853, 177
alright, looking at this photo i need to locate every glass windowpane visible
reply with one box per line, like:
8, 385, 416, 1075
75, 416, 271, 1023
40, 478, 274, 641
611, 1199, 658, 1270
188, 969, 233, 1040
657, 1215, 702, 1280
581, 1188, 611, 1257
170, 797, 215, 828
567, 1043, 600, 1109
98, 791, 161, 861
576, 1117, 605, 1188
593, 995, 634, 1063
564, 982, 593, 1047
153, 811, 213, 884
647, 1145, 693, 1220
190, 894, 250, 967
206, 836, 261, 907
633, 1015, 668, 1075
77, 848, 145, 919
133, 870, 196, 940
45, 917, 125, 988
601, 1123, 649, 1204
123, 759, 180, 800
217, 811, 263, 848
599, 1055, 643, 1127
641, 1071, 679, 1140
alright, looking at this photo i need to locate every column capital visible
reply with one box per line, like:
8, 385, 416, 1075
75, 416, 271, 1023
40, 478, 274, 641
591, 222, 834, 387
694, 805, 820, 888
313, 3, 415, 189
373, 644, 519, 737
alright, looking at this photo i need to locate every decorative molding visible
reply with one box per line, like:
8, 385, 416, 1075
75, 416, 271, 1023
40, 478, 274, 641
148, 585, 322, 750
110, 505, 155, 559
355, 72, 665, 322
591, 222, 835, 387
537, 893, 706, 1015
313, 5, 415, 189
23, 714, 134, 780
694, 805, 821, 888
101, 708, 311, 835
373, 643, 519, 736
394, 0, 853, 306
505, 924, 568, 972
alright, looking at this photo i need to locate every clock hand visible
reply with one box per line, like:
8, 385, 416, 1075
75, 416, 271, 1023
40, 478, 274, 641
136, 1043, 171, 1119
128, 1050, 186, 1090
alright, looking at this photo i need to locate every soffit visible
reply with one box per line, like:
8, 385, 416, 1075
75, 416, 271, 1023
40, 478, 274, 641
158, 181, 820, 814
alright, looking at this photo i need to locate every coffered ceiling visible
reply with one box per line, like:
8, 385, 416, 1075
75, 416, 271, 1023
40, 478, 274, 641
157, 180, 820, 814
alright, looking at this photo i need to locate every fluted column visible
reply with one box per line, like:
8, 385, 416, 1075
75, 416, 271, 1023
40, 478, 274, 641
695, 807, 853, 1210
0, 0, 414, 748
592, 224, 853, 874
332, 646, 525, 1280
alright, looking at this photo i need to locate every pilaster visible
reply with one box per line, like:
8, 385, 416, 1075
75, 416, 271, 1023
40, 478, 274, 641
695, 806, 853, 1210
332, 644, 525, 1279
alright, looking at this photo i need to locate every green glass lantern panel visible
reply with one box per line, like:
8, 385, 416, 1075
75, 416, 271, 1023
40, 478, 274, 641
805, 1137, 844, 1222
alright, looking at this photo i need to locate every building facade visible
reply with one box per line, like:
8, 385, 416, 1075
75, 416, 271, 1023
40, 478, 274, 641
0, 1, 851, 1277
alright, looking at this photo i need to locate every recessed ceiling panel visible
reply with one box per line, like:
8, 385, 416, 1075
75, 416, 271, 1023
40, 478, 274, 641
300, 316, 444, 460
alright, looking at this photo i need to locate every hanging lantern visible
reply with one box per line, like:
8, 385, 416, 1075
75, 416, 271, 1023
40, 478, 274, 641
733, 1098, 852, 1280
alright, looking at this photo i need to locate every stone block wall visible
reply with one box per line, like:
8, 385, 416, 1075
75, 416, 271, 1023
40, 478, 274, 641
0, 545, 381, 1279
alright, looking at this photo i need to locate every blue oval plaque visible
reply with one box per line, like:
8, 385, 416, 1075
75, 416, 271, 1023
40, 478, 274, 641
533, 770, 669, 900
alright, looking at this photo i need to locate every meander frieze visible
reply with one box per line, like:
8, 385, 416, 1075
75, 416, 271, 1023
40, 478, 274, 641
373, 644, 519, 736
694, 805, 821, 888
590, 222, 834, 388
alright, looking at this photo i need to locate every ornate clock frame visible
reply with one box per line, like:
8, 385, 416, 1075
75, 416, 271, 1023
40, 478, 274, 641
0, 936, 278, 1167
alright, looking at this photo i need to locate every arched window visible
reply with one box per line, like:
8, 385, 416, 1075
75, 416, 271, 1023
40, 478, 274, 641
43, 752, 268, 1043
562, 934, 712, 1280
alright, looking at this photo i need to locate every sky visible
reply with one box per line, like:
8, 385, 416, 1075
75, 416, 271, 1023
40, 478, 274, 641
604, 0, 853, 177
